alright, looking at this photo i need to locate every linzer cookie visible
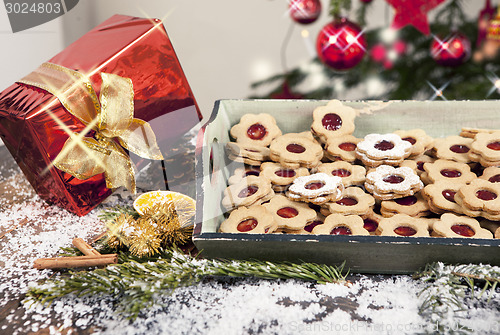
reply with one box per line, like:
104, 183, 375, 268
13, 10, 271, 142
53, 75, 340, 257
380, 192, 430, 218
311, 100, 357, 143
326, 187, 375, 216
269, 133, 323, 169
455, 179, 500, 220
469, 131, 500, 167
230, 113, 282, 147
432, 135, 473, 163
479, 166, 500, 183
219, 205, 278, 234
460, 127, 498, 139
423, 159, 476, 184
364, 165, 423, 200
221, 176, 274, 210
228, 167, 261, 185
311, 214, 369, 236
316, 161, 366, 187
287, 172, 344, 205
394, 129, 434, 158
376, 214, 430, 237
324, 135, 361, 162
263, 194, 317, 230
422, 180, 464, 214
260, 162, 309, 187
361, 211, 384, 235
432, 213, 493, 239
356, 133, 412, 167
226, 142, 270, 166
410, 154, 435, 177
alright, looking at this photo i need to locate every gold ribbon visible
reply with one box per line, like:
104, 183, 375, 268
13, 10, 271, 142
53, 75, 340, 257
18, 62, 164, 193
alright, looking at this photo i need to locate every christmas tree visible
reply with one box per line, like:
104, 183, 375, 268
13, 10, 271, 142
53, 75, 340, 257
251, 0, 500, 101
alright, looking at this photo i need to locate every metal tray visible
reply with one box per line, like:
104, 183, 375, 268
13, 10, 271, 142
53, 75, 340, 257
193, 99, 500, 274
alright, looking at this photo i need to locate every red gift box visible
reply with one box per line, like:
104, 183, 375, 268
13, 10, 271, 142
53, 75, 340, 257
0, 15, 202, 216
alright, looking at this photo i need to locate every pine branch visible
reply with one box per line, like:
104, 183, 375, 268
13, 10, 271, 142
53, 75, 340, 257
25, 247, 349, 318
98, 205, 138, 222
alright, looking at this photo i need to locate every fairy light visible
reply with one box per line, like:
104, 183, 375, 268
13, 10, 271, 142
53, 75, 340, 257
486, 72, 500, 97
379, 28, 398, 44
427, 80, 450, 101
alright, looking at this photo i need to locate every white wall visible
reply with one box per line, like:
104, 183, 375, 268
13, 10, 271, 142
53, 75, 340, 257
0, 0, 484, 120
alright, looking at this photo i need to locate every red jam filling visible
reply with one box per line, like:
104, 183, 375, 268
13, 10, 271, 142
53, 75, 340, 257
275, 169, 296, 178
238, 185, 259, 198
277, 207, 299, 218
330, 226, 352, 235
246, 123, 267, 140
402, 137, 417, 145
336, 197, 358, 206
476, 190, 497, 201
244, 170, 260, 177
487, 141, 500, 151
339, 142, 356, 151
305, 182, 325, 190
394, 196, 417, 206
489, 174, 500, 183
286, 143, 306, 153
383, 175, 405, 184
449, 144, 469, 154
331, 169, 351, 177
237, 218, 258, 232
440, 169, 461, 178
322, 113, 342, 131
416, 161, 425, 171
363, 218, 378, 232
442, 190, 457, 203
393, 226, 417, 236
374, 140, 395, 151
451, 224, 475, 237
304, 220, 323, 233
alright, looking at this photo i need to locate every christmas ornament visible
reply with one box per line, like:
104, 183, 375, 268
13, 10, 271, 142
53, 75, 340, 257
474, 8, 500, 62
477, 0, 496, 46
385, 0, 446, 35
316, 18, 367, 70
431, 32, 471, 67
370, 40, 406, 69
289, 0, 322, 25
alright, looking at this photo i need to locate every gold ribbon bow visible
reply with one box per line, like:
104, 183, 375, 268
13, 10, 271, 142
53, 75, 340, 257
18, 62, 164, 193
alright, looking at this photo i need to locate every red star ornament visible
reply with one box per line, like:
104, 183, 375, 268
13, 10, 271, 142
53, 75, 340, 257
386, 0, 446, 35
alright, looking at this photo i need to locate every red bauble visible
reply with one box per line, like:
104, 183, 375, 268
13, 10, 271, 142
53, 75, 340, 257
289, 0, 322, 25
431, 32, 471, 67
316, 18, 367, 70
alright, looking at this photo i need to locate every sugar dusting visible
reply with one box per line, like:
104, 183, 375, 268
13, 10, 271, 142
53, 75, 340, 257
1, 173, 499, 334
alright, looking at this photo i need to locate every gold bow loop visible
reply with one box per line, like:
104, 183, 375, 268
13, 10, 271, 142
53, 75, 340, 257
18, 62, 164, 193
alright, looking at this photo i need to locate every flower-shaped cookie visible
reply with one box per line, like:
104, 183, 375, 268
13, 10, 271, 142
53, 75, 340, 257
432, 213, 493, 239
311, 214, 369, 236
230, 113, 282, 147
269, 134, 323, 169
432, 135, 473, 164
479, 219, 500, 239
263, 194, 317, 230
365, 165, 423, 200
219, 205, 278, 234
422, 180, 464, 215
455, 179, 500, 220
324, 135, 361, 163
411, 154, 435, 177
356, 133, 412, 167
311, 100, 357, 144
287, 173, 344, 205
423, 159, 476, 184
226, 142, 270, 162
222, 176, 274, 210
228, 167, 261, 185
316, 161, 366, 187
326, 187, 375, 216
361, 211, 384, 235
394, 129, 434, 158
380, 192, 430, 218
376, 214, 430, 237
469, 131, 500, 167
260, 162, 309, 186
480, 166, 500, 184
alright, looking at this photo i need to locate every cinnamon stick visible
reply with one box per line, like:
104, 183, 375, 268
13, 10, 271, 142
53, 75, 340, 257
72, 238, 101, 256
33, 254, 117, 270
